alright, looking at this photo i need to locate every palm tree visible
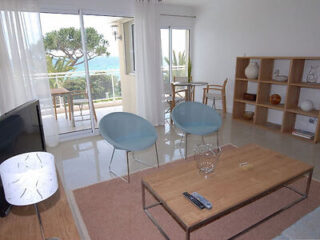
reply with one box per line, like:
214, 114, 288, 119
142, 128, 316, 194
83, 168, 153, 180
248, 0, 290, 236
46, 56, 75, 88
164, 50, 187, 67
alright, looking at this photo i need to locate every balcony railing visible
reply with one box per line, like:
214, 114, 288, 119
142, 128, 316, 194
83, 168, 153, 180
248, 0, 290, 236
34, 69, 122, 110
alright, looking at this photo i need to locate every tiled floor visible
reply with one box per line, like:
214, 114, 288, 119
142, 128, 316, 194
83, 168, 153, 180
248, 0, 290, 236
55, 105, 123, 134
48, 113, 320, 239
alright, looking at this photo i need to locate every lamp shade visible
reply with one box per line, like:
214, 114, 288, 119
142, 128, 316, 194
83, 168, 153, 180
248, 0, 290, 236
0, 152, 58, 206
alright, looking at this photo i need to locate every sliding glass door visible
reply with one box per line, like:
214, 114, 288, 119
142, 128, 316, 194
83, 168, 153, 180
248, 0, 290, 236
40, 13, 92, 134
40, 13, 130, 135
161, 28, 190, 83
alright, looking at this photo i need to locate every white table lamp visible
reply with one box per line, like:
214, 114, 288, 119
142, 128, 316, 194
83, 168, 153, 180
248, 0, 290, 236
0, 152, 59, 240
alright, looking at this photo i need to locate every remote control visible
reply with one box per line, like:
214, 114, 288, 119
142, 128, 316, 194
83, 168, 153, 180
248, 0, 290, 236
191, 192, 212, 209
183, 192, 205, 209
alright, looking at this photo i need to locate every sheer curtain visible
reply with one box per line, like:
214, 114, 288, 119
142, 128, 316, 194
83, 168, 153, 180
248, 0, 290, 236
0, 0, 59, 147
134, 0, 164, 126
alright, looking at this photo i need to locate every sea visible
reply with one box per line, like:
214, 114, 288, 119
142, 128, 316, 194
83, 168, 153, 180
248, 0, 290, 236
74, 56, 120, 72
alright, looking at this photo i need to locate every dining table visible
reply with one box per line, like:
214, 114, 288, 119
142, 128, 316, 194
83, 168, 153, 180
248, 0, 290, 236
171, 81, 208, 101
50, 88, 75, 127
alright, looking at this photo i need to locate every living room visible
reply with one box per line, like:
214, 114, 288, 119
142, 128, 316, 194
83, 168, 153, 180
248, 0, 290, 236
0, 0, 320, 239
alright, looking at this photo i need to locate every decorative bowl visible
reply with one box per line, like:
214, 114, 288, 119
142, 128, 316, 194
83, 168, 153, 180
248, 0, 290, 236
270, 94, 281, 105
273, 75, 288, 82
243, 111, 254, 120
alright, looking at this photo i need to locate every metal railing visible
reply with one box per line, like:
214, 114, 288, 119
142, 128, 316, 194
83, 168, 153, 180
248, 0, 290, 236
34, 69, 122, 108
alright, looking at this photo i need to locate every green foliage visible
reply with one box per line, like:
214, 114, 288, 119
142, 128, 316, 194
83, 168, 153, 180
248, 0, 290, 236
46, 56, 75, 88
43, 27, 110, 67
164, 50, 187, 67
164, 50, 188, 78
188, 56, 192, 83
62, 75, 121, 100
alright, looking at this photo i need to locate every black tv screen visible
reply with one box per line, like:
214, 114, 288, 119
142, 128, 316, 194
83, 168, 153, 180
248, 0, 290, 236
0, 100, 46, 216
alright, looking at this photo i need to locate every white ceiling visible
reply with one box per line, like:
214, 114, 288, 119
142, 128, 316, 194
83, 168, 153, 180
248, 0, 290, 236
162, 0, 210, 7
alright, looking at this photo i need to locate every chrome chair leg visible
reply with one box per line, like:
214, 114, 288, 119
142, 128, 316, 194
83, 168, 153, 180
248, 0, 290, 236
126, 151, 130, 183
155, 142, 160, 168
108, 147, 130, 183
185, 133, 188, 160
216, 130, 220, 148
108, 147, 116, 171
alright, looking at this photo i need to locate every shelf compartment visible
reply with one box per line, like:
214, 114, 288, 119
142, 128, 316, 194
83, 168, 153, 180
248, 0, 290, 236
290, 82, 320, 89
234, 98, 256, 105
286, 107, 319, 118
286, 132, 315, 143
234, 117, 254, 124
258, 102, 284, 111
258, 122, 282, 131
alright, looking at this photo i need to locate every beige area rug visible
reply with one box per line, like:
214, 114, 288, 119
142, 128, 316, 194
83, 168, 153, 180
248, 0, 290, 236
73, 144, 320, 240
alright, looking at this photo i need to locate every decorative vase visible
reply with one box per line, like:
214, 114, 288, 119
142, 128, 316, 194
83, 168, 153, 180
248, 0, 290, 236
194, 144, 221, 177
300, 100, 314, 112
270, 94, 281, 105
306, 65, 319, 83
245, 62, 259, 79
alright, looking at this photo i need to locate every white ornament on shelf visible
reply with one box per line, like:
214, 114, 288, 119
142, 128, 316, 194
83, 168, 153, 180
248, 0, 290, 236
245, 62, 259, 79
300, 100, 314, 112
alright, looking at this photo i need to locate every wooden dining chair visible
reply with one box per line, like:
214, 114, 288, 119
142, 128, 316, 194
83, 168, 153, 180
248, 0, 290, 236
173, 76, 194, 101
202, 78, 228, 116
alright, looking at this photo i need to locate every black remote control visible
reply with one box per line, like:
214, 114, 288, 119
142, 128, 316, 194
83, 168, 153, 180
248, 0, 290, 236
183, 192, 205, 209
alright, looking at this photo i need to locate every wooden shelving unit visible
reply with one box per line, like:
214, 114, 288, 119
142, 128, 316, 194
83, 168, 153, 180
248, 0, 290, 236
232, 56, 320, 143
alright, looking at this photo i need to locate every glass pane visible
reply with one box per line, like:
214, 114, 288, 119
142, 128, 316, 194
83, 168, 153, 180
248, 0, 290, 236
172, 29, 190, 78
83, 15, 130, 128
161, 29, 170, 91
40, 13, 91, 134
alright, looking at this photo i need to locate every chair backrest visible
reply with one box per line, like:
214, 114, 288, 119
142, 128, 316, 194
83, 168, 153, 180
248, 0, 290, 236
172, 102, 222, 131
222, 78, 228, 90
163, 80, 172, 95
99, 112, 157, 147
173, 76, 189, 83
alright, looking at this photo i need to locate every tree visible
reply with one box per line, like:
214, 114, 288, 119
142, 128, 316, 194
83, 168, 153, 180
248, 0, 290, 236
46, 56, 75, 88
43, 27, 110, 67
164, 50, 188, 78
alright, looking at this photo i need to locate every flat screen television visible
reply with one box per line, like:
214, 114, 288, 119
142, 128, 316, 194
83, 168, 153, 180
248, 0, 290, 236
0, 100, 46, 217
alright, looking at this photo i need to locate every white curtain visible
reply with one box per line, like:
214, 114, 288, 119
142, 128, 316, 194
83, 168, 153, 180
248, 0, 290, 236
134, 0, 164, 126
0, 0, 59, 147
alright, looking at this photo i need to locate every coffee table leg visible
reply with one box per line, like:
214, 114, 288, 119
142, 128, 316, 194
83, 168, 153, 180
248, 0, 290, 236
186, 229, 190, 240
142, 182, 146, 209
142, 181, 170, 240
305, 169, 313, 197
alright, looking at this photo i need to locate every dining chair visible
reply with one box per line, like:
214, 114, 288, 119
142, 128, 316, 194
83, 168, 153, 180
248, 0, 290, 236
202, 78, 228, 116
171, 102, 222, 159
99, 112, 159, 183
72, 90, 97, 122
173, 76, 194, 101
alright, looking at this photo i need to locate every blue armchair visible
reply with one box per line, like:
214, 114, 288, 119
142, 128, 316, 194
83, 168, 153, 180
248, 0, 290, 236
171, 102, 222, 159
99, 112, 159, 183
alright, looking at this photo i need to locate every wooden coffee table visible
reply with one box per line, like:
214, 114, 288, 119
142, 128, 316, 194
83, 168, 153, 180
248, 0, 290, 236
142, 144, 313, 240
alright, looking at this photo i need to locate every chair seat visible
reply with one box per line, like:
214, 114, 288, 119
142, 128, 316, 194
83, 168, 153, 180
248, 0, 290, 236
178, 123, 220, 136
206, 92, 222, 100
114, 135, 157, 151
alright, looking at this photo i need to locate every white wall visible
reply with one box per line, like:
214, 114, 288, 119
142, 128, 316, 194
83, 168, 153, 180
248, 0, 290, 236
193, 0, 320, 113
